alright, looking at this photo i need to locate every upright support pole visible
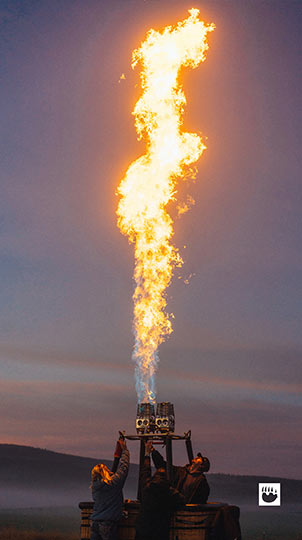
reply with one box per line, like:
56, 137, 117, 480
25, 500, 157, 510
166, 436, 173, 484
186, 435, 194, 464
137, 438, 145, 500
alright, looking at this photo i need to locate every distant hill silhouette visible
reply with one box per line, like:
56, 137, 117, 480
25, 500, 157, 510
0, 444, 115, 488
0, 444, 138, 507
0, 444, 301, 508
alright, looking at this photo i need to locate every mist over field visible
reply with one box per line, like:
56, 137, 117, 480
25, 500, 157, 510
0, 444, 302, 540
1, 444, 302, 507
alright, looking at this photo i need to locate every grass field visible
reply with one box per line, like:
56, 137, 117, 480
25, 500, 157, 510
239, 504, 302, 540
0, 529, 78, 540
0, 504, 302, 539
0, 507, 79, 536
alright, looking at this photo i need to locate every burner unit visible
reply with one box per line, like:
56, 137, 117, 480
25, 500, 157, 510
155, 402, 175, 433
136, 403, 156, 433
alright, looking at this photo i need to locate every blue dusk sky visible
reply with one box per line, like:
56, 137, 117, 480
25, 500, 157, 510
1, 0, 301, 478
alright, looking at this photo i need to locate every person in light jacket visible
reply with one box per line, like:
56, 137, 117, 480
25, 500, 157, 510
90, 439, 130, 540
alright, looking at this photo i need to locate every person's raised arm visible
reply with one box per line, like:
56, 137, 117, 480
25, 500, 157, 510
111, 436, 123, 473
151, 444, 166, 469
111, 440, 130, 487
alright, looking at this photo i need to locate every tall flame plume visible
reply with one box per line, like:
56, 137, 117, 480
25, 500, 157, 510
117, 9, 215, 404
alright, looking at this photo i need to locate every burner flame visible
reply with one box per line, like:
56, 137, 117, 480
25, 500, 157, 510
117, 9, 214, 403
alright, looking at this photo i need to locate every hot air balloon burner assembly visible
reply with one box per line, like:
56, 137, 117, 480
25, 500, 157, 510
136, 401, 175, 434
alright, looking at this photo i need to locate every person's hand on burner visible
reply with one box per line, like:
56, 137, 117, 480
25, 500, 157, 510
145, 440, 154, 456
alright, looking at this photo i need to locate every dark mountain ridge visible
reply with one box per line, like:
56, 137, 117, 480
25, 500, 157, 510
0, 444, 113, 488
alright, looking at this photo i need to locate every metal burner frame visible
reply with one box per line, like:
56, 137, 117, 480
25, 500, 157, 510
123, 430, 194, 500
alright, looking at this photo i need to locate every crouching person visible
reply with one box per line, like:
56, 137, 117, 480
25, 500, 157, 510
91, 439, 130, 540
135, 441, 185, 540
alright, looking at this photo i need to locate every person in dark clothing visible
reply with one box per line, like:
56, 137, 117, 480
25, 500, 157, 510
135, 441, 185, 540
90, 439, 130, 540
212, 505, 242, 540
151, 446, 210, 504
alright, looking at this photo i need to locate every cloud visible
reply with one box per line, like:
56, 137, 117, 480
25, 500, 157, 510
0, 342, 132, 371
1, 343, 301, 409
1, 377, 301, 478
165, 371, 301, 396
0, 378, 135, 458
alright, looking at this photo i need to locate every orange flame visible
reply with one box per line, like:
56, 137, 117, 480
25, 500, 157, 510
117, 8, 214, 403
